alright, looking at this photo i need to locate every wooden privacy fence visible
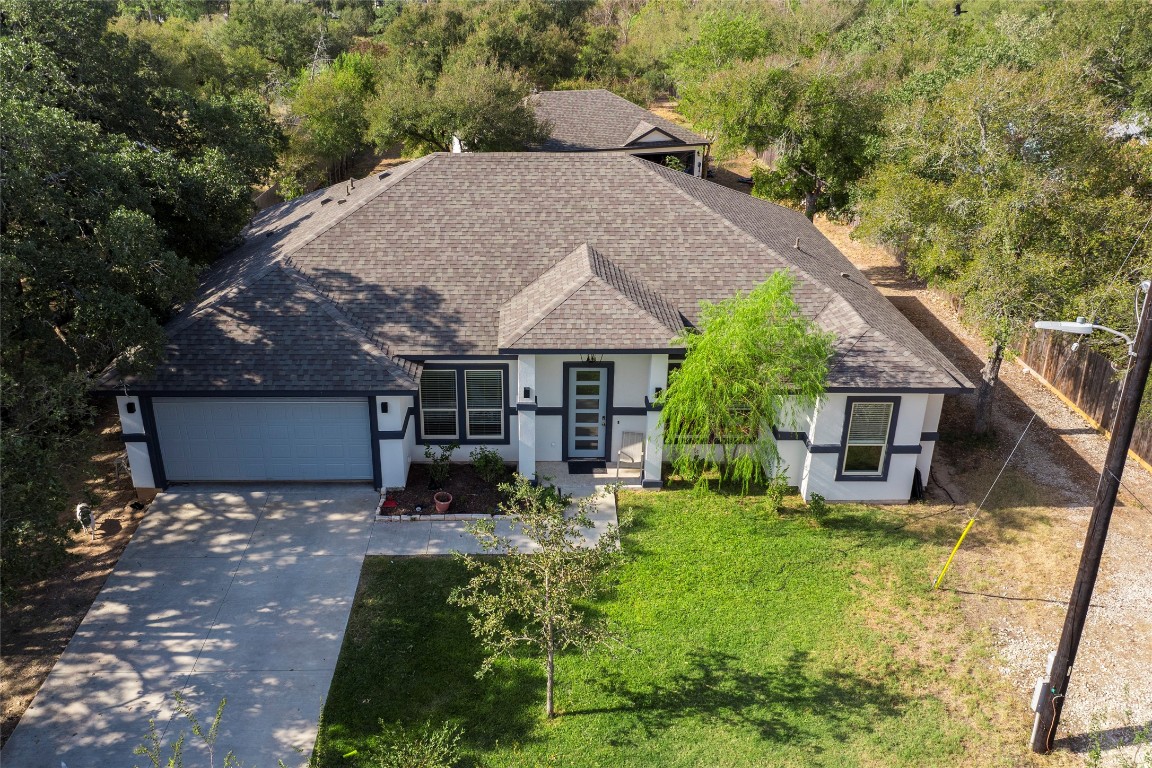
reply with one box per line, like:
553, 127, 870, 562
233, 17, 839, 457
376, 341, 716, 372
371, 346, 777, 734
1017, 330, 1152, 467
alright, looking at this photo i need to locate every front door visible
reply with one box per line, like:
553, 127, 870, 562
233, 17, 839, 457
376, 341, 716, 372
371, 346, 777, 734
567, 367, 608, 459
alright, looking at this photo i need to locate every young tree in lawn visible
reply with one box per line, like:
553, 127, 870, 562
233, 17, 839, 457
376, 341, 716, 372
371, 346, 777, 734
659, 272, 834, 494
449, 476, 620, 720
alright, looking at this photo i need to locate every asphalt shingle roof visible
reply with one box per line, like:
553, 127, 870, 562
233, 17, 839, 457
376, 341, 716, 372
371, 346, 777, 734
528, 89, 708, 151
107, 152, 971, 394
499, 243, 685, 350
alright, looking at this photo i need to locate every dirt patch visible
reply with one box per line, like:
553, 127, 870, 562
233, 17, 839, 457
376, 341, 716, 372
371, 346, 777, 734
815, 215, 1152, 765
0, 406, 151, 746
382, 463, 509, 517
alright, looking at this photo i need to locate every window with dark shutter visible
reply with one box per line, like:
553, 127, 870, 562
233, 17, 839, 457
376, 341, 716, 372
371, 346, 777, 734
420, 370, 458, 439
842, 401, 893, 475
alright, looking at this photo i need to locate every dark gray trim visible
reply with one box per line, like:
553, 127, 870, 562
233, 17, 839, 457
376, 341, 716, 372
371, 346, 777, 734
614, 406, 647, 416
537, 407, 563, 416
417, 363, 512, 446
543, 143, 711, 154
139, 395, 168, 489
772, 429, 807, 441
889, 445, 923, 455
643, 396, 663, 411
411, 354, 520, 362
920, 431, 940, 442
562, 361, 614, 461
825, 385, 970, 394
122, 433, 148, 442
499, 347, 686, 355
641, 479, 663, 489
369, 396, 383, 490
377, 406, 416, 440
516, 402, 538, 412
111, 388, 417, 397
835, 396, 901, 482
809, 444, 840, 454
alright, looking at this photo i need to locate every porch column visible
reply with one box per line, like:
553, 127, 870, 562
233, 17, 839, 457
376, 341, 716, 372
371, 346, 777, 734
643, 355, 668, 488
517, 354, 536, 479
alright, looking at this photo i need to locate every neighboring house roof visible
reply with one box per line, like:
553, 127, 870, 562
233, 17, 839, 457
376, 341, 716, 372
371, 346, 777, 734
528, 89, 709, 152
105, 152, 972, 394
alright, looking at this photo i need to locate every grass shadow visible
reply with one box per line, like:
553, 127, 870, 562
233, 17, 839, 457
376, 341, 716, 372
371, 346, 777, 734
578, 648, 908, 752
313, 558, 546, 765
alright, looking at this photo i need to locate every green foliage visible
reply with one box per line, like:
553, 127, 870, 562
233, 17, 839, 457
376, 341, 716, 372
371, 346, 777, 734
856, 62, 1149, 351
290, 52, 377, 181
682, 61, 883, 218
362, 720, 464, 768
449, 474, 620, 718
659, 272, 834, 494
807, 493, 829, 519
0, 0, 278, 594
469, 446, 507, 484
365, 57, 549, 155
424, 442, 459, 488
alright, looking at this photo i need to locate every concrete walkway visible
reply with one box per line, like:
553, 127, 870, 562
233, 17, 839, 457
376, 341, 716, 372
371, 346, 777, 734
367, 475, 619, 556
1, 485, 378, 768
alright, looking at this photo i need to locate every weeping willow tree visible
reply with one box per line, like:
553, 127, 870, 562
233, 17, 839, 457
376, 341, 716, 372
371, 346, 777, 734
660, 272, 835, 493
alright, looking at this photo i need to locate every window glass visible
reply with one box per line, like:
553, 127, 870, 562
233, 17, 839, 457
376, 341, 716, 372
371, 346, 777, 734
420, 370, 458, 439
465, 370, 504, 439
842, 401, 893, 475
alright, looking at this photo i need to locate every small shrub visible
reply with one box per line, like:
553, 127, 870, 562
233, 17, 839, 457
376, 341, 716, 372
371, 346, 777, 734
424, 442, 459, 489
765, 471, 789, 513
469, 446, 506, 484
807, 493, 829, 518
364, 720, 463, 768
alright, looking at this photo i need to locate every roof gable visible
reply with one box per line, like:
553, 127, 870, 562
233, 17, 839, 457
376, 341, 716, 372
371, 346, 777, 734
529, 89, 707, 151
499, 243, 685, 350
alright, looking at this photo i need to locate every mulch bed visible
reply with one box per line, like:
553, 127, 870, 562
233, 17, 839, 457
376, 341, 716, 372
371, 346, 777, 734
380, 463, 508, 516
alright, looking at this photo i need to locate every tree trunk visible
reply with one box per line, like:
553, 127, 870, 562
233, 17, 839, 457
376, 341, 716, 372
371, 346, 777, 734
545, 621, 555, 719
803, 189, 818, 220
973, 339, 1003, 436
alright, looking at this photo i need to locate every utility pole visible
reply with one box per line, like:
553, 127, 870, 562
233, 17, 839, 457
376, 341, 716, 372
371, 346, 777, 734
1030, 283, 1152, 753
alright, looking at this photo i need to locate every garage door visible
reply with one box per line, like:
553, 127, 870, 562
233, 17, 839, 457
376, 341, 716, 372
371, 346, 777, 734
153, 398, 373, 481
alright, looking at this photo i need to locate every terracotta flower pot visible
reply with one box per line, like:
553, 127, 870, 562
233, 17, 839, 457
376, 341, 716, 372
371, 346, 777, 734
434, 491, 452, 514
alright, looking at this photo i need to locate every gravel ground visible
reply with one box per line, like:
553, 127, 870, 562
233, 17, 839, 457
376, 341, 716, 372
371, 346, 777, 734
819, 218, 1152, 766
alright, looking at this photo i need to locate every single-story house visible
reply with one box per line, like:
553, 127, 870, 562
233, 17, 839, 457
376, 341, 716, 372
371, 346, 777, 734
101, 152, 971, 503
522, 89, 711, 178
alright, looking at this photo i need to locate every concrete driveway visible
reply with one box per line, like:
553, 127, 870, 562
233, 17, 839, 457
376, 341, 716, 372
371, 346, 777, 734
1, 485, 378, 768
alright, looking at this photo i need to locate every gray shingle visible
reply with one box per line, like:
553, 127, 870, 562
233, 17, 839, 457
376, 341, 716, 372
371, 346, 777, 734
528, 89, 708, 151
499, 243, 685, 349
108, 152, 971, 394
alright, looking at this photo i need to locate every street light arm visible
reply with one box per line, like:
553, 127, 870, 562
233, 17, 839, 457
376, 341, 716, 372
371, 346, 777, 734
1034, 318, 1135, 349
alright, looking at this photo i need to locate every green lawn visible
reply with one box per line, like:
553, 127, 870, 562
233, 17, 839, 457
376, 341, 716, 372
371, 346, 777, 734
313, 487, 1016, 767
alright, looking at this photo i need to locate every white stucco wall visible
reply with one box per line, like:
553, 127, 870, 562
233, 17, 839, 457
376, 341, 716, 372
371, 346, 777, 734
798, 392, 933, 503
116, 396, 157, 489
917, 394, 944, 478
376, 395, 415, 489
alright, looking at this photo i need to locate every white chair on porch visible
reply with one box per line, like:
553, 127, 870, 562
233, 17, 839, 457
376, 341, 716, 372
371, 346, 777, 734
617, 431, 645, 482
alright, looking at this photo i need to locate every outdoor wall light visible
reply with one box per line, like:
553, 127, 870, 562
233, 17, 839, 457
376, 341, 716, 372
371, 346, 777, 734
380, 401, 388, 414
523, 386, 532, 399
126, 401, 137, 414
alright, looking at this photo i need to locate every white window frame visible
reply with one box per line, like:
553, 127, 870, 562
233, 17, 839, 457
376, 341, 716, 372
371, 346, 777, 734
420, 369, 459, 440
464, 369, 505, 440
841, 401, 894, 477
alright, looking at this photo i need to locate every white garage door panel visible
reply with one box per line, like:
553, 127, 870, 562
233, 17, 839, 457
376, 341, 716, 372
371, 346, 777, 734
154, 398, 372, 481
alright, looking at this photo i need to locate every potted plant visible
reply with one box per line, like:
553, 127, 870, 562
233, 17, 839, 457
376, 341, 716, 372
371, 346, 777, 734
434, 491, 453, 513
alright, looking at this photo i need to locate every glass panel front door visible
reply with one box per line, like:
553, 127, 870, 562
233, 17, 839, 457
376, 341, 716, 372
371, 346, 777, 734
568, 367, 607, 458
